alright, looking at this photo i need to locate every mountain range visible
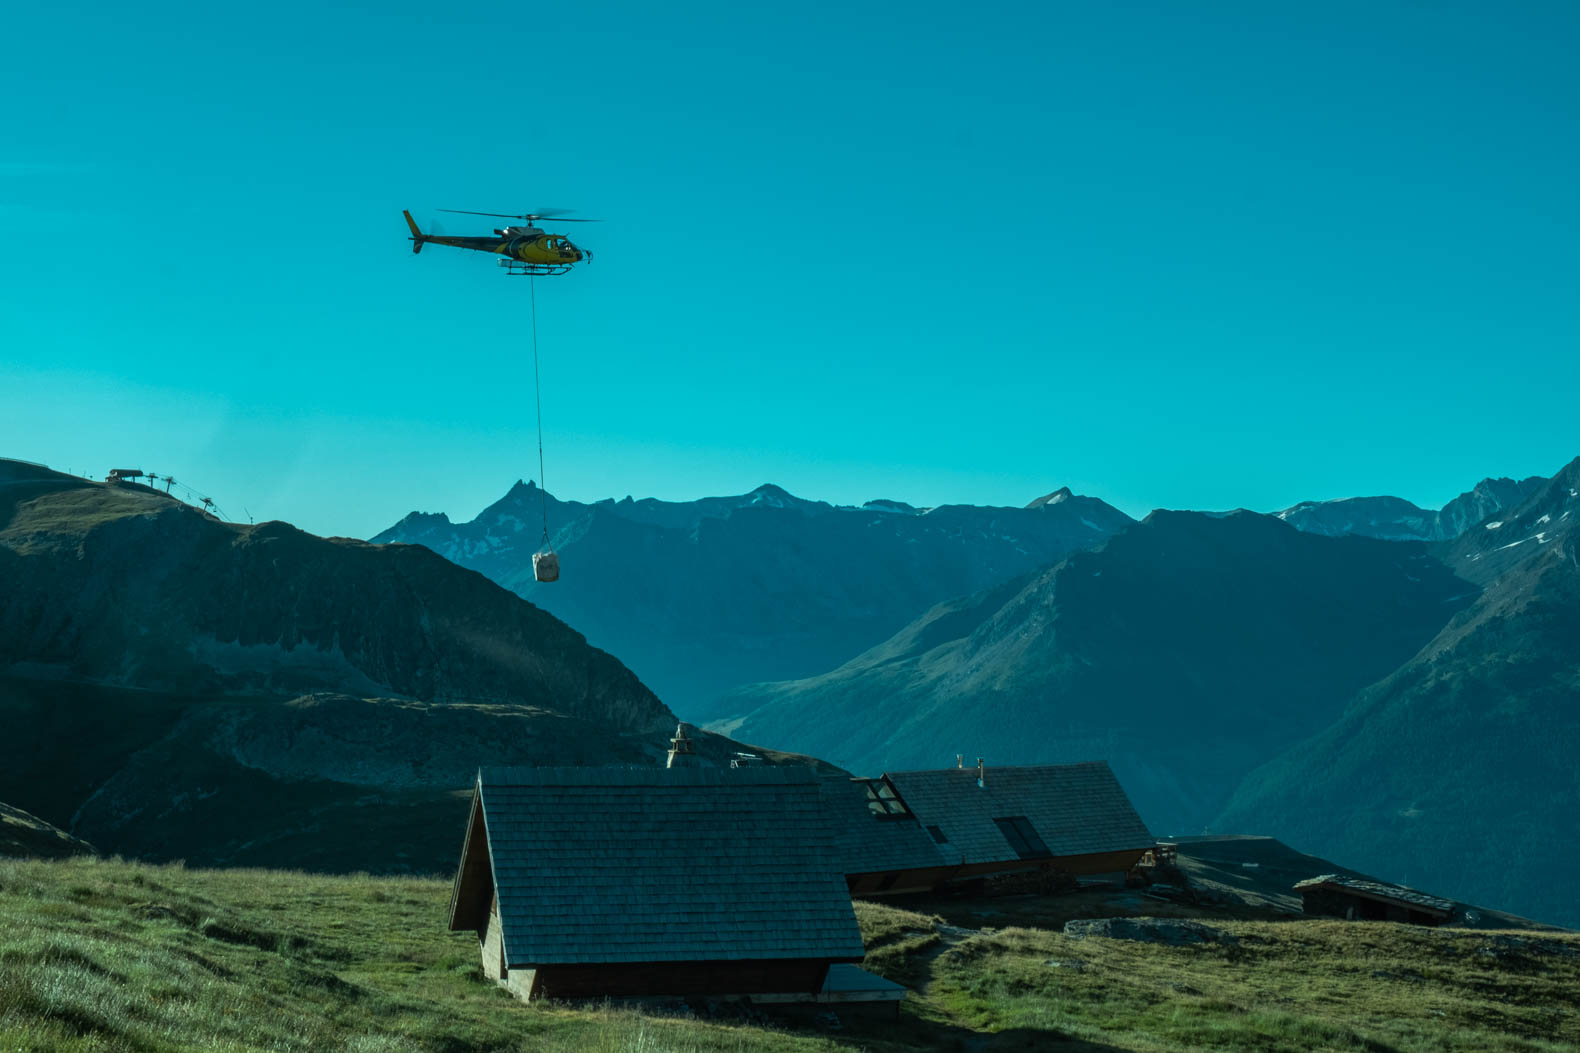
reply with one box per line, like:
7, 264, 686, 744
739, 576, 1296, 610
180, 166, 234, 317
375, 473, 1545, 725
8, 451, 1574, 925
373, 481, 1134, 716
704, 458, 1579, 926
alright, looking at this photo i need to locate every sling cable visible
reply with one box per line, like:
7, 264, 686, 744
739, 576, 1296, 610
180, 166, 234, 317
400, 204, 599, 582
528, 277, 559, 583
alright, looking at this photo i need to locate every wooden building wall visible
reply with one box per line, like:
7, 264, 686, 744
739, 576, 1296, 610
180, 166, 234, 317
1299, 888, 1446, 927
502, 959, 835, 1001
481, 898, 505, 981
849, 846, 1150, 897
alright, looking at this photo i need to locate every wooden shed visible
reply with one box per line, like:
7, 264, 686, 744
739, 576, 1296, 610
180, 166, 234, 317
842, 761, 1155, 891
1294, 874, 1454, 926
447, 765, 868, 1002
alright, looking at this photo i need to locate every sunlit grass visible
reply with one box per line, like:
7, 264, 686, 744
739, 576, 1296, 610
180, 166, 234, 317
4, 857, 1577, 1052
0, 857, 854, 1052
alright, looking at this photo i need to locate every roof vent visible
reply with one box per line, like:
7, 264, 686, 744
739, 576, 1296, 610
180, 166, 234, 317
977, 757, 985, 789
666, 722, 699, 769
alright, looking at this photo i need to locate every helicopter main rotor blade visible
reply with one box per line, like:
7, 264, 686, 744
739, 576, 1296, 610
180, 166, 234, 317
436, 208, 602, 222
438, 208, 527, 219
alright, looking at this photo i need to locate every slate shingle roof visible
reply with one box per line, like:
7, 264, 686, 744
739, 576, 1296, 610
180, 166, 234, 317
477, 766, 866, 967
818, 775, 959, 873
883, 762, 1153, 865
1293, 874, 1455, 915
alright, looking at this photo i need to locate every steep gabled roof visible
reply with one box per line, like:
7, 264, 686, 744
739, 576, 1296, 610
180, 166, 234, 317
883, 762, 1153, 866
818, 775, 959, 873
453, 765, 866, 967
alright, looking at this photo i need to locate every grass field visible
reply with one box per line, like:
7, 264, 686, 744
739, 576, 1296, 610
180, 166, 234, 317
3, 856, 1577, 1052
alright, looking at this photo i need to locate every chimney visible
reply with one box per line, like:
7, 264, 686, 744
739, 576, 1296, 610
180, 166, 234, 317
666, 722, 698, 769
977, 757, 985, 789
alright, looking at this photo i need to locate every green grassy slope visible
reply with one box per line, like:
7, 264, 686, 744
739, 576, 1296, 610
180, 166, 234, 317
0, 803, 94, 860
5, 857, 1577, 1052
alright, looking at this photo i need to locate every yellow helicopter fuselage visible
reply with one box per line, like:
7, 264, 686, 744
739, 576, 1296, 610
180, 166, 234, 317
402, 211, 590, 274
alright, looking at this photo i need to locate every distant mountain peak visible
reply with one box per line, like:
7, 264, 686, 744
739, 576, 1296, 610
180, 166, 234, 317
743, 483, 815, 511
389, 509, 451, 530
1026, 487, 1075, 508
863, 499, 920, 515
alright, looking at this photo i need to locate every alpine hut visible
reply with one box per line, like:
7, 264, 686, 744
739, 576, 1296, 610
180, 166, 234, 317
833, 760, 1155, 893
447, 765, 868, 1002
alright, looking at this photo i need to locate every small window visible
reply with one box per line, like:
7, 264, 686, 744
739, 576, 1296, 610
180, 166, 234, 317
993, 816, 1052, 860
858, 779, 911, 818
926, 825, 949, 844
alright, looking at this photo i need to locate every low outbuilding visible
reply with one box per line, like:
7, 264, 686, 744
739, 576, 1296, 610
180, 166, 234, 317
448, 765, 869, 1002
1294, 874, 1454, 926
832, 760, 1156, 894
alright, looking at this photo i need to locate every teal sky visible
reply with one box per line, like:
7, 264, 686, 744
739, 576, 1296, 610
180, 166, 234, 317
4, 1, 1577, 538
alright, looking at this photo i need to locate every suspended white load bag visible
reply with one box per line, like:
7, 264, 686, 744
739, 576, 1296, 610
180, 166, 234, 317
532, 549, 560, 583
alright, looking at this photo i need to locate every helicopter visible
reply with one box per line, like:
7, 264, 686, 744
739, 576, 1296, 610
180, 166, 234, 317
402, 208, 597, 275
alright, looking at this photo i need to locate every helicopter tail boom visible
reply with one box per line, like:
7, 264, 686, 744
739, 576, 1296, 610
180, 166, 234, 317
402, 210, 426, 254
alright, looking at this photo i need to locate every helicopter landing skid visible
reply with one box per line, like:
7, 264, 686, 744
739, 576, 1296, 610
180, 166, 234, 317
499, 260, 575, 277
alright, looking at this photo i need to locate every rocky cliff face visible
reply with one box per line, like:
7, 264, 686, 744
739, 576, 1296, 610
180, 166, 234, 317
372, 480, 1134, 718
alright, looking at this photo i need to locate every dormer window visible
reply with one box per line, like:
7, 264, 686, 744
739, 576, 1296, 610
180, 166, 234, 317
857, 778, 911, 819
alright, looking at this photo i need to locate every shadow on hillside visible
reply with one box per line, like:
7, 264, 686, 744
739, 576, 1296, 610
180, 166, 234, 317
834, 1014, 1129, 1052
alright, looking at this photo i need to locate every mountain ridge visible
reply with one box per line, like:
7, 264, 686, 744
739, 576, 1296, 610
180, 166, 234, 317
1276, 475, 1545, 542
